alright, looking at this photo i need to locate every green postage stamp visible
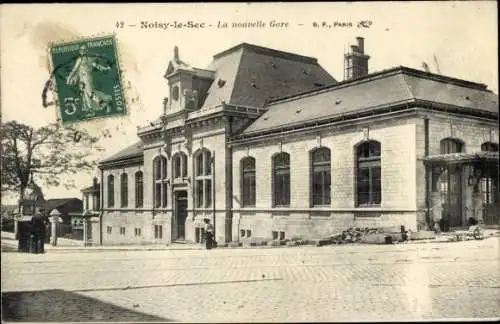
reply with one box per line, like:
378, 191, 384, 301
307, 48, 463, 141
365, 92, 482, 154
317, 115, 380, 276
49, 35, 126, 124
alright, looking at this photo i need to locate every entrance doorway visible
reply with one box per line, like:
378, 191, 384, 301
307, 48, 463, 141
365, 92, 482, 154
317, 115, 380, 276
174, 191, 188, 240
442, 165, 463, 229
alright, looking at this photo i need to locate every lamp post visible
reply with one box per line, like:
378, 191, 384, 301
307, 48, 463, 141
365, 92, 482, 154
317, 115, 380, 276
211, 152, 216, 241
49, 209, 60, 246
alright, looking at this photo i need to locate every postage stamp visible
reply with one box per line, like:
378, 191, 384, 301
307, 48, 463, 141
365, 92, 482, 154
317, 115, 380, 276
49, 35, 126, 125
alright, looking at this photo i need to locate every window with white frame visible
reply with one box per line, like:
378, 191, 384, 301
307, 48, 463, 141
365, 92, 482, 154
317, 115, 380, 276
311, 147, 331, 206
173, 152, 188, 179
273, 152, 290, 207
154, 225, 163, 239
356, 141, 381, 206
153, 156, 168, 208
120, 173, 128, 207
107, 175, 115, 207
241, 157, 256, 207
480, 141, 499, 204
194, 149, 212, 208
84, 193, 89, 210
135, 171, 143, 208
440, 138, 464, 154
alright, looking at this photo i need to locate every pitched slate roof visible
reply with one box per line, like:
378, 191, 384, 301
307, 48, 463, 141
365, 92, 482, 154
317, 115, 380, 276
200, 43, 337, 111
241, 66, 499, 135
100, 141, 144, 164
81, 185, 99, 192
43, 198, 82, 213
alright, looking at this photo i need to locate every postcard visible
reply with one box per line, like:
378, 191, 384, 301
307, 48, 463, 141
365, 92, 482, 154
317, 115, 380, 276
1, 2, 498, 323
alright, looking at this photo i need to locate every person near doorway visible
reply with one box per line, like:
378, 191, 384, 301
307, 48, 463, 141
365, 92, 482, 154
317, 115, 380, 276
203, 218, 216, 250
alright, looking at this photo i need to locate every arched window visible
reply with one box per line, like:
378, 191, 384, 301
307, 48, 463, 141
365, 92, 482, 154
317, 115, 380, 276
153, 156, 168, 208
241, 157, 256, 207
273, 152, 290, 207
440, 138, 464, 154
481, 142, 499, 152
311, 147, 331, 206
173, 152, 188, 179
120, 173, 128, 207
135, 171, 143, 208
356, 141, 381, 206
107, 175, 115, 208
194, 149, 212, 208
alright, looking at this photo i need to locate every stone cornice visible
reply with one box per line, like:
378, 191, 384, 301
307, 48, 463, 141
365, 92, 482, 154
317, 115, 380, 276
233, 99, 498, 145
230, 108, 420, 147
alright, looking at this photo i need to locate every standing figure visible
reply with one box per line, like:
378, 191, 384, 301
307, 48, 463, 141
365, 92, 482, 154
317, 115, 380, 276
31, 207, 46, 253
66, 45, 113, 113
203, 218, 215, 250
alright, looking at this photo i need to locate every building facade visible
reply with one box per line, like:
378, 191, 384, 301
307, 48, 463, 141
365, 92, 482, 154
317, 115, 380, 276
98, 38, 499, 245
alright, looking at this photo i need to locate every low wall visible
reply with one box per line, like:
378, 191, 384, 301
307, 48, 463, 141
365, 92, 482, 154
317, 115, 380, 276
1, 231, 84, 247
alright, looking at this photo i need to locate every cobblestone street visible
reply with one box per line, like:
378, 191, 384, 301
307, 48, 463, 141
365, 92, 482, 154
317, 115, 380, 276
2, 238, 500, 322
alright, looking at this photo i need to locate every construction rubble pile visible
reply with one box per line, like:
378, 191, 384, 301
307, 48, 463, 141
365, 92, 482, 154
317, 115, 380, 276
315, 227, 402, 246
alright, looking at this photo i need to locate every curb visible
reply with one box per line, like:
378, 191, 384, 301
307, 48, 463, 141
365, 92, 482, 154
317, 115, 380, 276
3, 234, 498, 253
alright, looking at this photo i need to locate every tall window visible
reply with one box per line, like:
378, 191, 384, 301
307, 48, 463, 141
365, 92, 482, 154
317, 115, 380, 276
311, 147, 331, 206
154, 224, 163, 239
356, 141, 381, 206
120, 173, 128, 207
173, 152, 188, 179
273, 152, 290, 207
440, 138, 464, 154
194, 149, 212, 208
84, 193, 89, 210
153, 156, 168, 208
241, 157, 256, 207
107, 175, 114, 207
135, 171, 143, 208
480, 142, 499, 204
95, 192, 100, 210
481, 142, 499, 152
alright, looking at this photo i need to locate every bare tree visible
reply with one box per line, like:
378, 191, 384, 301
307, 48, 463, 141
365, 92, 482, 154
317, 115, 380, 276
1, 121, 103, 205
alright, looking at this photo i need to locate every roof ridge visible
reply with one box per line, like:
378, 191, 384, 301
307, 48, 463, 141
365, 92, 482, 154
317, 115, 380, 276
400, 66, 488, 91
267, 67, 403, 107
266, 65, 491, 107
213, 42, 318, 64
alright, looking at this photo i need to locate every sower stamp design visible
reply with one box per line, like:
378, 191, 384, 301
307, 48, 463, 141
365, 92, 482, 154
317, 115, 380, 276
49, 35, 126, 124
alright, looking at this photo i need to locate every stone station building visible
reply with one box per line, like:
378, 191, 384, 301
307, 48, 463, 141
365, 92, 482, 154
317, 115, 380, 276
97, 38, 499, 245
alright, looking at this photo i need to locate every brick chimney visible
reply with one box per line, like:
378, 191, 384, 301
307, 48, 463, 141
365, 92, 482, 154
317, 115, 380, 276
344, 37, 370, 80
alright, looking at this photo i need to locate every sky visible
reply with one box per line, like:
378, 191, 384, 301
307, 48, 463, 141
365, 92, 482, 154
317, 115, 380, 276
1, 2, 498, 204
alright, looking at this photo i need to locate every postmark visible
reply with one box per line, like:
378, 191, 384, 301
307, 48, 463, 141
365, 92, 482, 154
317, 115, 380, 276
49, 35, 126, 125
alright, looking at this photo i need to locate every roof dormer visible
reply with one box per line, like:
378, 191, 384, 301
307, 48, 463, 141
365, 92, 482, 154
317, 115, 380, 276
164, 46, 214, 115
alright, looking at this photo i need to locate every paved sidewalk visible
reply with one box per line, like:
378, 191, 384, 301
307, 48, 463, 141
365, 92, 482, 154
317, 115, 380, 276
3, 229, 500, 253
